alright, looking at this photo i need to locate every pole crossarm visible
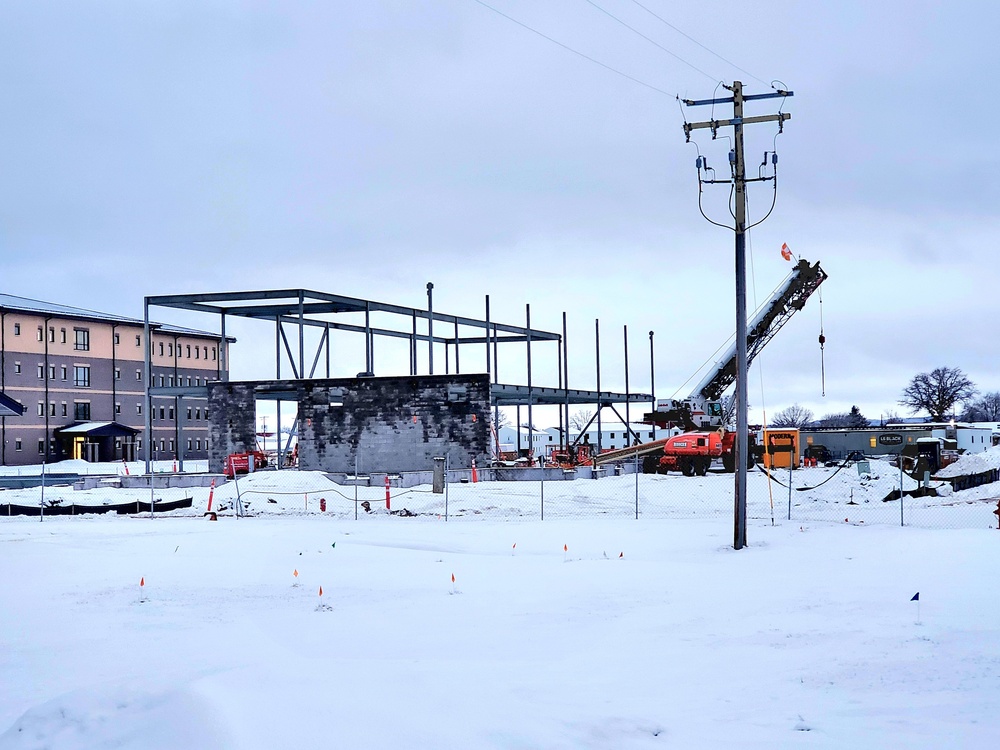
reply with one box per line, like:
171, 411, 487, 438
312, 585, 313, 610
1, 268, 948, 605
684, 112, 791, 138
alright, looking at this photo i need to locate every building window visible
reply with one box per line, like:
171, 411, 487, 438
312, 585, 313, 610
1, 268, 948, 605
196, 439, 201, 451
136, 403, 142, 415
14, 439, 21, 451
168, 375, 174, 387
115, 402, 121, 415
195, 407, 201, 420
158, 374, 164, 387
136, 334, 141, 346
74, 328, 90, 351
114, 368, 121, 380
186, 345, 191, 358
186, 407, 192, 420
60, 328, 66, 343
169, 439, 174, 452
13, 323, 20, 336
37, 364, 44, 379
61, 403, 67, 417
114, 333, 120, 345
203, 346, 208, 359
13, 361, 21, 374
212, 347, 216, 360
136, 369, 142, 381
48, 365, 55, 379
160, 439, 165, 452
168, 343, 173, 356
195, 346, 199, 359
49, 402, 56, 416
48, 327, 55, 343
168, 407, 174, 419
204, 408, 209, 420
186, 376, 191, 387
187, 438, 192, 450
38, 439, 45, 454
36, 327, 43, 341
158, 342, 164, 356
74, 402, 91, 420
159, 406, 165, 420
193, 377, 199, 386
60, 365, 67, 381
73, 366, 91, 387
37, 402, 43, 416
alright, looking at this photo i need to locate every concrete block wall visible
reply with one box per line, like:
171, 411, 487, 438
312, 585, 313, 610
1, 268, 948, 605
207, 381, 259, 472
208, 375, 491, 474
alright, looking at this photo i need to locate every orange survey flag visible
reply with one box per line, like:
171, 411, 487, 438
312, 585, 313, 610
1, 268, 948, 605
780, 242, 792, 261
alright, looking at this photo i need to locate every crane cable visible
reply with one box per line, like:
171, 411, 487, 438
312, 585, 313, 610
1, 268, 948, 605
818, 285, 826, 397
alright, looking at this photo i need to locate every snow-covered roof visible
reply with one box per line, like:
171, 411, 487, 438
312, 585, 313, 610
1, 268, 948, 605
0, 293, 230, 340
53, 421, 139, 437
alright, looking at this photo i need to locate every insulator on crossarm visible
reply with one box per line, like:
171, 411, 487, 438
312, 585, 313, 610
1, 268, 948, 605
772, 153, 778, 165
818, 333, 826, 348
728, 149, 736, 164
696, 156, 705, 169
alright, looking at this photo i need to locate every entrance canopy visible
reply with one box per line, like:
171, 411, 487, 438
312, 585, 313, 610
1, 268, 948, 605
0, 392, 25, 418
55, 422, 139, 438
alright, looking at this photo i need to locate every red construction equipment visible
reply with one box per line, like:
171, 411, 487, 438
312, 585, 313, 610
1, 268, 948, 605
224, 451, 268, 479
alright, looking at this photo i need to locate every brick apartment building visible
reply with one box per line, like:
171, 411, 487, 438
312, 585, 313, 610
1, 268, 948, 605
0, 294, 231, 466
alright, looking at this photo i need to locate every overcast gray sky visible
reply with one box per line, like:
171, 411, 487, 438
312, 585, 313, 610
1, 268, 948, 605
1, 1, 996, 426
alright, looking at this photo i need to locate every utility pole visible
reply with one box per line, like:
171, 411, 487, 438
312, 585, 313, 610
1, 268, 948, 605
682, 81, 792, 550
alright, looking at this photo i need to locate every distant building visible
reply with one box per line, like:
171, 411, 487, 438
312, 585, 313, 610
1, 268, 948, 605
1, 293, 232, 466
494, 421, 675, 458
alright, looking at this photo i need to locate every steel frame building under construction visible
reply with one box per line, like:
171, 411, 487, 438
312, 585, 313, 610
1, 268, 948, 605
143, 285, 653, 474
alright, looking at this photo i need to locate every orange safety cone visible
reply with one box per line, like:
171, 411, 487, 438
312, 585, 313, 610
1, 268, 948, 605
204, 479, 216, 519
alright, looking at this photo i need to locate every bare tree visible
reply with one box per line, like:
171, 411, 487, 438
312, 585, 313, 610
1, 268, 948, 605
880, 409, 901, 425
770, 403, 814, 428
961, 391, 1000, 421
817, 412, 853, 428
569, 409, 594, 431
492, 409, 512, 430
899, 367, 978, 421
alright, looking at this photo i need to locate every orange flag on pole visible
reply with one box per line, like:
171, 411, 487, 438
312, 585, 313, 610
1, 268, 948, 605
781, 242, 793, 261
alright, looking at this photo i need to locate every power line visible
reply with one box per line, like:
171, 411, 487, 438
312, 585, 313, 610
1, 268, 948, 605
581, 0, 719, 82
469, 0, 675, 96
628, 0, 768, 86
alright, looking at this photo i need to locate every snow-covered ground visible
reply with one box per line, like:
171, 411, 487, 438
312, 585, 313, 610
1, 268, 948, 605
4, 451, 999, 529
2, 456, 1000, 748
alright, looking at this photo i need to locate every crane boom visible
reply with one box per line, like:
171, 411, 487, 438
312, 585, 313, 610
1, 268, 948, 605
694, 258, 827, 401
645, 258, 827, 430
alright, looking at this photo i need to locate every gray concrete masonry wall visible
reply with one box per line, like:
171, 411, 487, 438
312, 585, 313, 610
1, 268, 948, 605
208, 375, 491, 474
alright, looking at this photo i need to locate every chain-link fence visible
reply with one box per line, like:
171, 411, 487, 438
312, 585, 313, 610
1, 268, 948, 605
2, 451, 998, 529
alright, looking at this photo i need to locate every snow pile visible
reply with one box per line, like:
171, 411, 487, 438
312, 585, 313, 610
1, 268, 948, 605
936, 445, 1000, 478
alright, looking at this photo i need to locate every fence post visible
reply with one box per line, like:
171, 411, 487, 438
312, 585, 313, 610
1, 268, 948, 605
634, 450, 639, 520
787, 460, 792, 521
540, 466, 545, 521
900, 457, 904, 527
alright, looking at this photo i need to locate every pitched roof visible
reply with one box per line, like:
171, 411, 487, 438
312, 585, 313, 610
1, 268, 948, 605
0, 293, 231, 339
